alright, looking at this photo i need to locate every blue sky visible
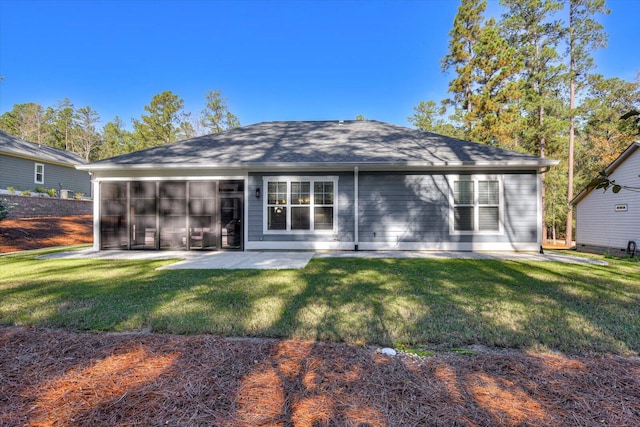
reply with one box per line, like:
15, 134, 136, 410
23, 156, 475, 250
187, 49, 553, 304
0, 0, 637, 130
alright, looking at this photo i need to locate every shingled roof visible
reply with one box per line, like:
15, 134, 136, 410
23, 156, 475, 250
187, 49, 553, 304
0, 131, 87, 166
81, 120, 556, 171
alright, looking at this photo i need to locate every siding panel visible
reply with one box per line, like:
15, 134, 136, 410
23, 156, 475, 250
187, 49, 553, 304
358, 172, 539, 245
0, 154, 91, 195
576, 148, 640, 252
240, 171, 539, 250
247, 172, 354, 243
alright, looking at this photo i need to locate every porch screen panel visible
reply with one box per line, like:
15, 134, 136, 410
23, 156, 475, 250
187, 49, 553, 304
100, 182, 128, 249
188, 181, 217, 249
159, 182, 187, 248
130, 181, 157, 249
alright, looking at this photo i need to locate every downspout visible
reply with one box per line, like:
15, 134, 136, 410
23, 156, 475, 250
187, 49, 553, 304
354, 166, 359, 251
538, 166, 551, 254
92, 177, 100, 251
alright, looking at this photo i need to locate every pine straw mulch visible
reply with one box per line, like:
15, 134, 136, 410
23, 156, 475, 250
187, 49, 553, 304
1, 327, 639, 426
0, 215, 93, 254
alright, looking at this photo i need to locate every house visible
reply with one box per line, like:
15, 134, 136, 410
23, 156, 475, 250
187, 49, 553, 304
572, 141, 640, 256
0, 131, 91, 197
77, 120, 557, 252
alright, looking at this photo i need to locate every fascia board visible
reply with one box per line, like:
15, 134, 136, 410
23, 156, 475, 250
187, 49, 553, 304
1, 149, 82, 168
77, 159, 559, 173
571, 141, 639, 206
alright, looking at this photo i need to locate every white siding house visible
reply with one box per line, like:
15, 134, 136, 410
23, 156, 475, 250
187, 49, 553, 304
573, 142, 640, 256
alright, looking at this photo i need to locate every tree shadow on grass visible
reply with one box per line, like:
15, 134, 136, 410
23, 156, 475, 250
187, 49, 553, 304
2, 254, 638, 356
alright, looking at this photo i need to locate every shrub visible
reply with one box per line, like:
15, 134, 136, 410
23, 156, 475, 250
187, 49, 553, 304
7, 186, 17, 195
47, 188, 58, 197
74, 192, 84, 200
0, 198, 15, 221
20, 190, 32, 196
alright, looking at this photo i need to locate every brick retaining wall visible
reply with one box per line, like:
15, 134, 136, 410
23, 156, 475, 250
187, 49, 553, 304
2, 194, 93, 218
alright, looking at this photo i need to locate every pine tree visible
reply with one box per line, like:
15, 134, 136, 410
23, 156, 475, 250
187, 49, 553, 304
408, 100, 462, 138
200, 90, 240, 134
101, 116, 134, 159
73, 106, 101, 161
441, 0, 488, 137
132, 91, 185, 149
466, 18, 523, 148
0, 103, 52, 144
578, 75, 640, 182
565, 0, 609, 246
51, 98, 77, 151
501, 0, 565, 242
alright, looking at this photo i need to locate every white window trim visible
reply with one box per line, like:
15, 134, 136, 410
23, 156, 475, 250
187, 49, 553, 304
262, 176, 339, 235
34, 163, 44, 184
448, 174, 504, 235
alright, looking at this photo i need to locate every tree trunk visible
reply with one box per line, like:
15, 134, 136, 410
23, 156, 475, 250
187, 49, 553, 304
566, 11, 576, 248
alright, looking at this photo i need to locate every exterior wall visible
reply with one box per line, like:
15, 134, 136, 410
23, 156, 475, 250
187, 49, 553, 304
246, 172, 355, 250
0, 154, 91, 196
89, 168, 542, 252
576, 149, 640, 254
246, 170, 540, 251
357, 172, 539, 251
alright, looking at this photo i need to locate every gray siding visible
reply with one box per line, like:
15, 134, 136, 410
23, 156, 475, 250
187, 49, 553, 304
503, 173, 538, 243
247, 171, 539, 248
358, 172, 538, 244
0, 154, 91, 196
358, 173, 449, 243
248, 172, 354, 243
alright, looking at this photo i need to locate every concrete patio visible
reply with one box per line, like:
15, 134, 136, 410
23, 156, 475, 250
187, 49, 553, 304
38, 249, 608, 269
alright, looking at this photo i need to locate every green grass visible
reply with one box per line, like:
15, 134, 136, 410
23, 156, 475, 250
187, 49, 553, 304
1, 250, 639, 355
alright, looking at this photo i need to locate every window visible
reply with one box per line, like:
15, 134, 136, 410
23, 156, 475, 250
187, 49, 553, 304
264, 177, 337, 233
450, 176, 502, 234
34, 163, 44, 184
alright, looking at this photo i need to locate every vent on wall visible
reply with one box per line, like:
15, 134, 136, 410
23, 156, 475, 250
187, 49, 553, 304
615, 204, 628, 212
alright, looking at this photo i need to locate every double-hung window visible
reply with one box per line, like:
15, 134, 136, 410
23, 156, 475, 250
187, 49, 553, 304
450, 176, 502, 234
34, 163, 44, 184
264, 176, 337, 233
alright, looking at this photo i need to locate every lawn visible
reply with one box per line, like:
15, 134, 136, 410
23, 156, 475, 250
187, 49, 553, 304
1, 250, 638, 356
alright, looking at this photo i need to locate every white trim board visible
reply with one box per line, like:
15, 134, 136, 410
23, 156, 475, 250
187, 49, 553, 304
246, 240, 539, 252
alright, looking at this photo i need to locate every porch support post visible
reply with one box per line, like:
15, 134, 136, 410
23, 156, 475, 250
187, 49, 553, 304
354, 166, 359, 251
92, 178, 100, 251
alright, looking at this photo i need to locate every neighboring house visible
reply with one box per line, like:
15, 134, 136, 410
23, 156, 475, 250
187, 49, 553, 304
78, 120, 557, 252
572, 141, 640, 256
0, 131, 91, 197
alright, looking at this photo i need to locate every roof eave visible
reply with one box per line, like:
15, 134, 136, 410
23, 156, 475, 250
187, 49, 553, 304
1, 149, 85, 168
571, 141, 639, 206
78, 159, 558, 173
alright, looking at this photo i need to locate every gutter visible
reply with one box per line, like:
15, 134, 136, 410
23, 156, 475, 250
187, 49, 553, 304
1, 150, 86, 169
77, 159, 560, 172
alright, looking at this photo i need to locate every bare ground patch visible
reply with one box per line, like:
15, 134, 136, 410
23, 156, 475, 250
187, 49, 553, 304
0, 215, 92, 253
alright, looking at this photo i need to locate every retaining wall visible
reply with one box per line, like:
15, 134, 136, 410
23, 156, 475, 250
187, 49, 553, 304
1, 194, 93, 218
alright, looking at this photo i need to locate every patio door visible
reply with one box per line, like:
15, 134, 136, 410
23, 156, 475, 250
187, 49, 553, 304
219, 180, 243, 250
